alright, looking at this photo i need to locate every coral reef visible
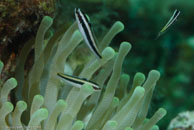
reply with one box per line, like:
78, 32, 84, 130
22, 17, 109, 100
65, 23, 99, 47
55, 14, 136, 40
0, 0, 55, 69
168, 111, 194, 130
0, 0, 55, 44
0, 15, 166, 130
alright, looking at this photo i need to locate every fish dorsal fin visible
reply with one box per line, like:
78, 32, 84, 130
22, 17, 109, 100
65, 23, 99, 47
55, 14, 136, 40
80, 10, 92, 27
85, 15, 92, 27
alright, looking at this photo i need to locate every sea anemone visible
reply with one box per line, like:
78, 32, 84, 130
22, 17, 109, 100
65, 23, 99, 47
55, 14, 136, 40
0, 15, 166, 130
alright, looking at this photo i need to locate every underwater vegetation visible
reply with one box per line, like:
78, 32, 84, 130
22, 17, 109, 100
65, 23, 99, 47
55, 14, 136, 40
0, 12, 167, 130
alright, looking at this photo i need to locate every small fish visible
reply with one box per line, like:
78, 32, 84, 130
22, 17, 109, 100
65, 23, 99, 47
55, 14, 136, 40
57, 72, 101, 90
156, 9, 180, 39
75, 8, 102, 59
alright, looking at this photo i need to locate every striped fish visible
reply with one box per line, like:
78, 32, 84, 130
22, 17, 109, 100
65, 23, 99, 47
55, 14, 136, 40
75, 8, 102, 59
156, 9, 180, 39
57, 72, 101, 90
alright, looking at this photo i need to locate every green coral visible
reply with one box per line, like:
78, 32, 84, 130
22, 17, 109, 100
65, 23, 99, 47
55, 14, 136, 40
0, 15, 166, 129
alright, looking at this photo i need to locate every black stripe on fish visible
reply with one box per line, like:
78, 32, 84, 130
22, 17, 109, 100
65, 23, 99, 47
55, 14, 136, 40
57, 73, 101, 90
